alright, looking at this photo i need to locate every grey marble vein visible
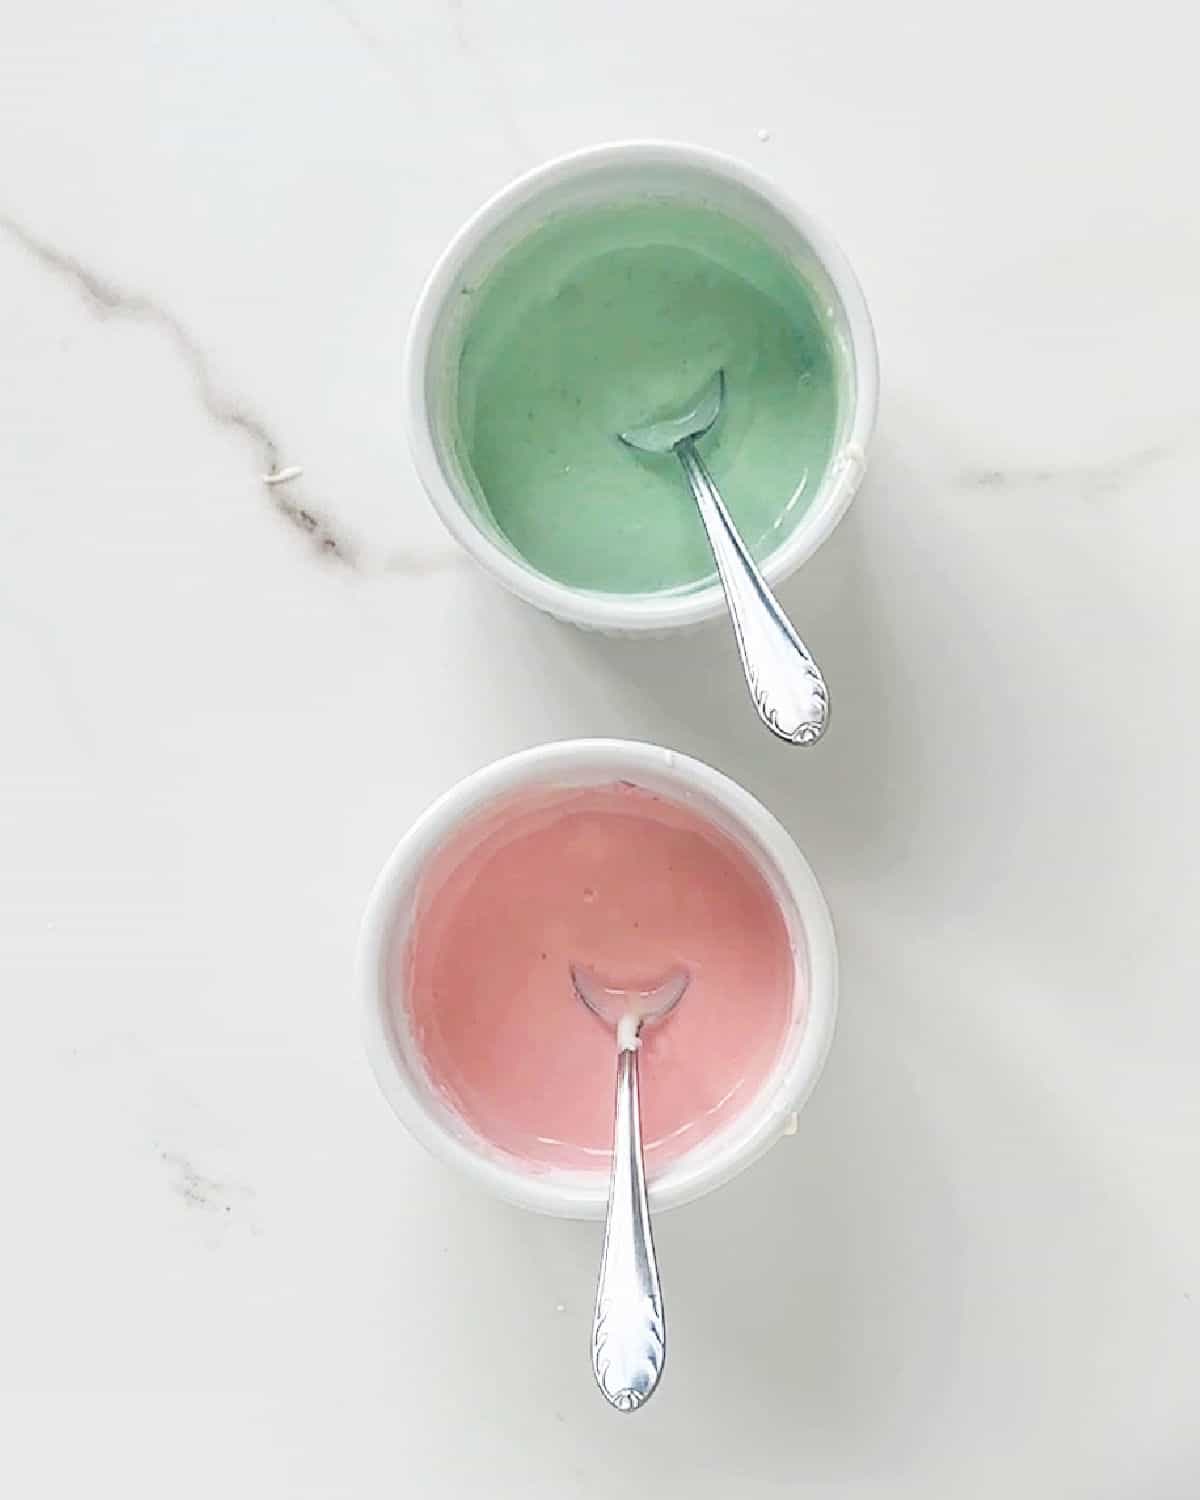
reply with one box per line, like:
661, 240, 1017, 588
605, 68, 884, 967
159, 1149, 255, 1243
0, 211, 357, 565
325, 0, 532, 163
0, 599, 96, 755
324, 0, 406, 82
961, 441, 1173, 502
446, 0, 533, 166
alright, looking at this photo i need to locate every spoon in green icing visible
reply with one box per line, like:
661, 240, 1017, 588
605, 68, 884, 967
620, 370, 829, 745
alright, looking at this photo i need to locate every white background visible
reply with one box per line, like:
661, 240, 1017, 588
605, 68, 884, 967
2, 2, 1198, 1494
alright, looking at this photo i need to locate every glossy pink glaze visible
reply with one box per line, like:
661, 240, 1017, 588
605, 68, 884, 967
400, 783, 798, 1172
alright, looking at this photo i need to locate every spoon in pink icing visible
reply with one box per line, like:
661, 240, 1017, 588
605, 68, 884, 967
570, 963, 689, 1412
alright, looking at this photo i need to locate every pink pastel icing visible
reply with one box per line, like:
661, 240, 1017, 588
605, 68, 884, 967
401, 783, 798, 1173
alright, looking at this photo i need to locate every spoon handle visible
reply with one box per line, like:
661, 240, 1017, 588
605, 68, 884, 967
676, 438, 829, 745
592, 1046, 665, 1412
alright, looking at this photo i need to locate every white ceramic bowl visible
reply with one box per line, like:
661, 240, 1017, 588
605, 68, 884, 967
404, 139, 878, 635
359, 739, 837, 1219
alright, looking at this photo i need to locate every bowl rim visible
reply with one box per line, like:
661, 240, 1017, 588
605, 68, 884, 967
403, 138, 879, 633
358, 738, 838, 1219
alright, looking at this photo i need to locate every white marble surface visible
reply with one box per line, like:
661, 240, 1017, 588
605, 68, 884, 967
2, 1, 1198, 1493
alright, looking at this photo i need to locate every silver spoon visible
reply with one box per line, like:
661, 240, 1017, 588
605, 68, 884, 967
571, 963, 689, 1412
620, 369, 829, 745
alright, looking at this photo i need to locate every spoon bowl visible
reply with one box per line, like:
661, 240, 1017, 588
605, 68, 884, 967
620, 370, 725, 455
570, 963, 689, 1045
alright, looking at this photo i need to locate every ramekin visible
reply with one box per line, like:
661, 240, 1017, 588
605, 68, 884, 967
359, 739, 837, 1219
404, 139, 878, 635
